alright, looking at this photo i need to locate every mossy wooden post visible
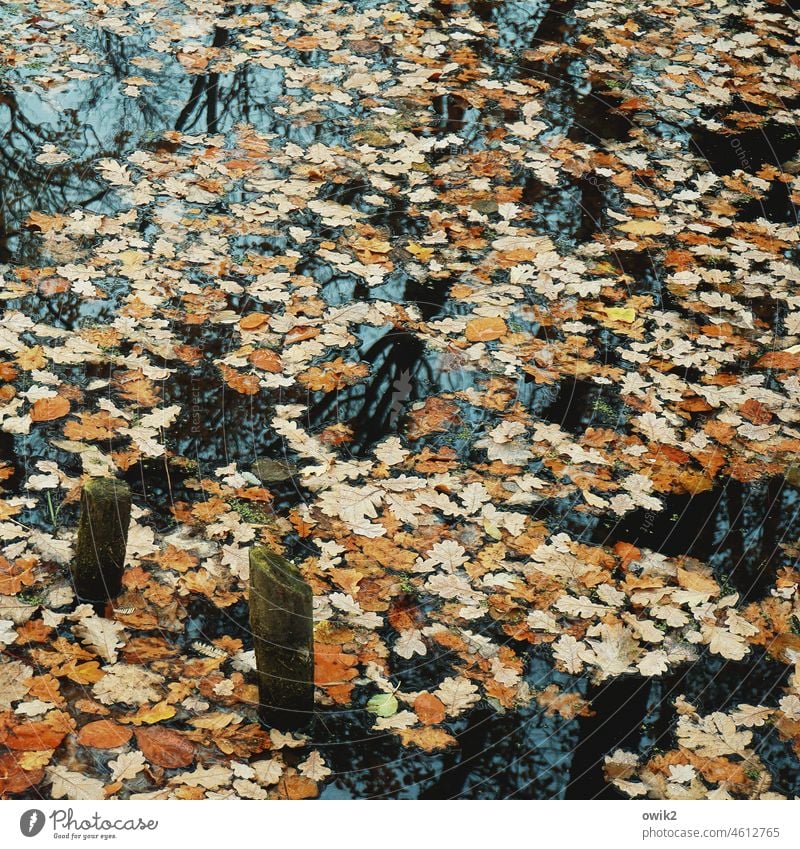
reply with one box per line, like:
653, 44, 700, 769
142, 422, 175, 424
71, 477, 132, 602
249, 546, 314, 729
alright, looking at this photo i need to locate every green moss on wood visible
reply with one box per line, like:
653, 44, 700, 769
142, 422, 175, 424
71, 477, 132, 601
249, 546, 314, 729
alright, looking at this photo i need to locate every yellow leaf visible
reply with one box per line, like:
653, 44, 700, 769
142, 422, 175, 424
117, 250, 145, 271
15, 346, 47, 371
122, 700, 176, 726
603, 307, 637, 323
483, 518, 502, 540
18, 750, 54, 770
616, 220, 665, 235
406, 242, 434, 261
64, 661, 105, 684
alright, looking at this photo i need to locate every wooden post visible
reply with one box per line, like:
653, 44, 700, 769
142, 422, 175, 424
249, 546, 314, 729
71, 477, 132, 602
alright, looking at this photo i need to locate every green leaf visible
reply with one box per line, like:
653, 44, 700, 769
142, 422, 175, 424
366, 693, 398, 718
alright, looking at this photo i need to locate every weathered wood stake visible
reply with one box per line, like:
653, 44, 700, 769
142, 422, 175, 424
249, 546, 314, 729
71, 477, 132, 602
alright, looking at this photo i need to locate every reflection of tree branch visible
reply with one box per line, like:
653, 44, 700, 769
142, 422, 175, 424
175, 27, 229, 134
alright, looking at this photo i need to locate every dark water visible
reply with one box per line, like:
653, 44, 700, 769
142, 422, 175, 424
2, 0, 800, 799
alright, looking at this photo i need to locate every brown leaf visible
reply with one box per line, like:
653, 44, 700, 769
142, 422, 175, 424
740, 398, 773, 424
134, 727, 195, 768
387, 594, 424, 632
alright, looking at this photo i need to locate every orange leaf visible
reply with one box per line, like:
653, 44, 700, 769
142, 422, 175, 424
413, 693, 446, 726
285, 325, 319, 345
239, 313, 269, 330
64, 411, 126, 441
14, 619, 53, 644
0, 753, 44, 797
219, 364, 260, 395
123, 701, 176, 726
298, 358, 369, 392
77, 720, 133, 749
30, 396, 70, 422
465, 316, 507, 342
60, 660, 105, 685
0, 556, 37, 595
397, 727, 456, 751
276, 775, 319, 799
314, 644, 358, 704
754, 351, 800, 370
248, 349, 283, 373
406, 397, 460, 440
2, 721, 69, 752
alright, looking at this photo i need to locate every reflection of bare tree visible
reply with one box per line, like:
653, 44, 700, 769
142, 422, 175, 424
175, 27, 230, 134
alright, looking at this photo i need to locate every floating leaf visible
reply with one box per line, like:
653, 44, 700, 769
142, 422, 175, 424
465, 317, 507, 342
134, 727, 195, 769
77, 720, 133, 750
603, 307, 636, 324
30, 397, 70, 422
615, 219, 665, 235
366, 693, 398, 718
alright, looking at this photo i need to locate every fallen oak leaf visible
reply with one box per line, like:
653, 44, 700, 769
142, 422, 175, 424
248, 349, 283, 373
753, 351, 800, 370
434, 676, 480, 716
218, 364, 260, 395
465, 316, 507, 342
396, 726, 456, 752
274, 773, 318, 799
615, 219, 665, 235
169, 763, 232, 789
239, 312, 269, 330
30, 396, 70, 422
0, 753, 44, 797
46, 765, 105, 800
108, 750, 146, 782
297, 751, 332, 781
